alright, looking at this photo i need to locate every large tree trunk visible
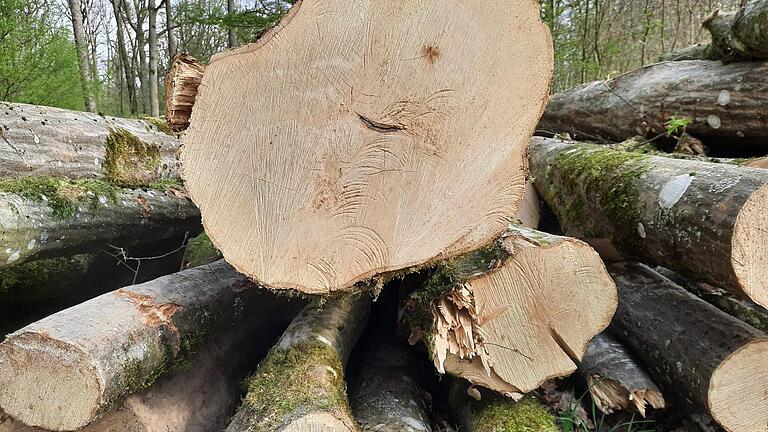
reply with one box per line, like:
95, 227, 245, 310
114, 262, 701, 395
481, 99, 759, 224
446, 379, 557, 432
68, 0, 97, 113
0, 260, 293, 431
0, 287, 304, 432
402, 225, 617, 396
350, 338, 432, 432
0, 102, 178, 179
181, 0, 553, 294
579, 333, 665, 417
537, 60, 768, 151
147, 0, 160, 117
227, 295, 371, 432
608, 263, 768, 432
529, 137, 768, 309
165, 54, 205, 132
226, 0, 237, 48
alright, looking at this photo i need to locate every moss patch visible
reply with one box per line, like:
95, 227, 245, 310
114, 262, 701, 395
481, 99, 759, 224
0, 254, 94, 299
0, 176, 120, 219
138, 116, 176, 136
104, 128, 162, 188
182, 232, 222, 268
241, 341, 351, 430
474, 396, 558, 432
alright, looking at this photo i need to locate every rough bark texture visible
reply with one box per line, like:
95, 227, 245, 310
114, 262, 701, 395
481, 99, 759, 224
0, 183, 199, 269
181, 0, 554, 295
350, 338, 432, 432
227, 295, 371, 432
165, 54, 205, 132
447, 379, 557, 432
579, 333, 665, 417
403, 225, 617, 395
0, 260, 269, 431
537, 60, 768, 150
0, 291, 304, 432
529, 137, 768, 309
608, 263, 768, 432
0, 102, 179, 179
148, 0, 160, 117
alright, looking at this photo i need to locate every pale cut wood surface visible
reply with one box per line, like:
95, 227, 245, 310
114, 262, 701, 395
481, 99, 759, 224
181, 0, 553, 294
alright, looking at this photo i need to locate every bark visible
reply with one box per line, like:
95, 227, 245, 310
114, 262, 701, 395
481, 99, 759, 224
529, 137, 768, 309
402, 225, 617, 395
537, 60, 768, 150
0, 285, 305, 432
513, 183, 541, 229
447, 379, 557, 432
164, 54, 205, 132
608, 263, 768, 432
165, 0, 176, 58
0, 260, 290, 431
579, 333, 665, 417
112, 0, 138, 114
68, 0, 97, 113
227, 295, 371, 432
147, 0, 160, 117
227, 0, 237, 48
182, 0, 553, 294
0, 182, 199, 269
350, 338, 432, 432
0, 102, 179, 179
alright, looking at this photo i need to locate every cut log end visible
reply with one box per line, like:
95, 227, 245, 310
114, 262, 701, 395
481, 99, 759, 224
0, 333, 100, 431
280, 413, 356, 432
181, 0, 553, 294
732, 184, 768, 308
586, 375, 665, 417
708, 339, 768, 431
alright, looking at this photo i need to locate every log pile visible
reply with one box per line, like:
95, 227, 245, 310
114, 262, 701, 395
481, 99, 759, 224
2, 1, 767, 432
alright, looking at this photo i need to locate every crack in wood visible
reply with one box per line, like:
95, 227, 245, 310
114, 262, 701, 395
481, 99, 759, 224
356, 113, 404, 133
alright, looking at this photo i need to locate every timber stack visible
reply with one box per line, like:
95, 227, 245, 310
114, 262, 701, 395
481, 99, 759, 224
1, 1, 767, 432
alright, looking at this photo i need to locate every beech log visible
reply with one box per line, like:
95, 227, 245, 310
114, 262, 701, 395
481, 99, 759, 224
402, 225, 617, 395
0, 292, 304, 432
350, 338, 432, 432
0, 183, 200, 268
608, 262, 768, 432
537, 60, 768, 149
530, 137, 768, 308
165, 54, 205, 132
0, 102, 179, 180
0, 260, 268, 431
579, 333, 665, 417
447, 379, 557, 432
181, 0, 553, 294
227, 295, 371, 432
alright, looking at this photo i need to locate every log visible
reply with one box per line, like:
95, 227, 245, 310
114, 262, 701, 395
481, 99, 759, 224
659, 0, 768, 61
0, 260, 269, 431
513, 183, 541, 229
0, 180, 200, 268
0, 292, 304, 432
165, 53, 205, 132
529, 137, 768, 309
579, 333, 665, 417
181, 0, 554, 294
608, 262, 768, 432
350, 338, 432, 432
447, 379, 557, 432
227, 294, 371, 432
0, 102, 179, 181
402, 225, 617, 395
536, 60, 768, 150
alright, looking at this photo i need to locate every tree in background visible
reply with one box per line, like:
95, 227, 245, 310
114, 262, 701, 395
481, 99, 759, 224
68, 0, 98, 112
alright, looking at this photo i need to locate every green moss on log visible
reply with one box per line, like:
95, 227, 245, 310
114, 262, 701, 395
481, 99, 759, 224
0, 254, 94, 299
241, 341, 352, 431
182, 232, 222, 268
104, 128, 162, 188
138, 116, 176, 136
474, 396, 558, 432
0, 177, 120, 219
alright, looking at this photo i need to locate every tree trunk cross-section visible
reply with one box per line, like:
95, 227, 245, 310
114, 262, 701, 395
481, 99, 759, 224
608, 263, 768, 432
529, 137, 768, 309
403, 225, 617, 395
181, 0, 553, 294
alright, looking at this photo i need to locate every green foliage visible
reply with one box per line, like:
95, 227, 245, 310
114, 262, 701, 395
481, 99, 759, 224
556, 388, 656, 432
0, 0, 85, 109
665, 115, 693, 137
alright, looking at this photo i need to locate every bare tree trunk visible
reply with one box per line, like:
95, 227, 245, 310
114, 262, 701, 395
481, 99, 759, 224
112, 0, 138, 113
227, 0, 237, 48
68, 0, 97, 113
165, 0, 176, 58
148, 0, 160, 116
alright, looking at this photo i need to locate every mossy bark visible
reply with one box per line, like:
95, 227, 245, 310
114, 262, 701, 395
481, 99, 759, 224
530, 137, 768, 308
227, 295, 371, 432
0, 102, 179, 180
0, 260, 272, 431
537, 61, 768, 150
182, 232, 222, 268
